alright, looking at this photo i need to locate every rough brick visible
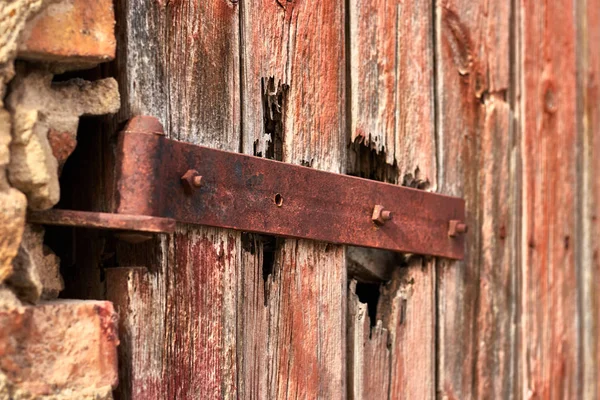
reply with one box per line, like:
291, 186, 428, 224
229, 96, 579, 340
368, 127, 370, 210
0, 188, 27, 284
0, 300, 119, 398
17, 0, 116, 67
0, 1, 44, 285
7, 224, 62, 303
6, 65, 119, 210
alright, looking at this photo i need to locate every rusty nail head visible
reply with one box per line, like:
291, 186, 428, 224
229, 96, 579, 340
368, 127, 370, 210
181, 169, 202, 194
372, 204, 392, 225
448, 220, 468, 237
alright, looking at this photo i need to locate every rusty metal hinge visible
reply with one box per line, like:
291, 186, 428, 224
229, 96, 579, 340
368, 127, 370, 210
29, 116, 467, 259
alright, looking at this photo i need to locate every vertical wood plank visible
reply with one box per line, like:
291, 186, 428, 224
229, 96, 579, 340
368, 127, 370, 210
435, 0, 516, 398
381, 264, 436, 399
518, 0, 579, 398
578, 0, 599, 397
346, 0, 436, 398
347, 281, 391, 400
106, 0, 241, 398
239, 1, 347, 398
348, 0, 436, 185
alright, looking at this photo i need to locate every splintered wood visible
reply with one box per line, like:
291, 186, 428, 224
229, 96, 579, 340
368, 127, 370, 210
240, 1, 346, 397
105, 1, 241, 398
346, 0, 437, 399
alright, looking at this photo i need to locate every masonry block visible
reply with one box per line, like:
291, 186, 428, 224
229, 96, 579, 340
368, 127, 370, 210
17, 0, 116, 66
0, 300, 119, 398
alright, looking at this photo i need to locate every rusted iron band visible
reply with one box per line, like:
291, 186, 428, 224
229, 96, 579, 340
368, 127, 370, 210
28, 209, 176, 234
115, 118, 466, 259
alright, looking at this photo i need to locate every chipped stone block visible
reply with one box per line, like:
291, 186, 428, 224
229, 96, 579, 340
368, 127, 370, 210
17, 0, 116, 67
0, 300, 119, 399
0, 285, 22, 311
6, 224, 62, 303
8, 107, 60, 210
0, 108, 11, 169
7, 65, 120, 210
0, 189, 27, 284
6, 238, 41, 304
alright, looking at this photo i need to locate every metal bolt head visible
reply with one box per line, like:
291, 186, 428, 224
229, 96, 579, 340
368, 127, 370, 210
181, 169, 202, 194
448, 220, 468, 237
372, 204, 392, 225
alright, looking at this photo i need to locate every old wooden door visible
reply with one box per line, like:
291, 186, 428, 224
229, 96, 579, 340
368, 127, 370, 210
59, 0, 599, 398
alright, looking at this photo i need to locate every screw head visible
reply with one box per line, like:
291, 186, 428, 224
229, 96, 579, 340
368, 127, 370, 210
448, 220, 468, 237
181, 169, 202, 194
372, 204, 392, 225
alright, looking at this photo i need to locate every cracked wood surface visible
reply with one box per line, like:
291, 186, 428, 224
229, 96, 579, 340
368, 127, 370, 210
106, 1, 241, 398
435, 0, 516, 398
346, 0, 436, 399
78, 0, 600, 399
239, 1, 346, 397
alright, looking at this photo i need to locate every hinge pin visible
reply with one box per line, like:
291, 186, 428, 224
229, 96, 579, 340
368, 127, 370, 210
372, 204, 392, 225
448, 220, 468, 237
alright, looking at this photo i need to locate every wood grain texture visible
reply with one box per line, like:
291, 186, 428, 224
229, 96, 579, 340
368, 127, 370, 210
346, 0, 437, 398
239, 1, 347, 398
518, 0, 580, 398
382, 262, 436, 399
106, 0, 241, 398
435, 0, 515, 398
347, 280, 391, 400
579, 0, 600, 396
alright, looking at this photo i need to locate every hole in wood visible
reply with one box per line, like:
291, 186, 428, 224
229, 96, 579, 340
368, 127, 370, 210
355, 282, 381, 328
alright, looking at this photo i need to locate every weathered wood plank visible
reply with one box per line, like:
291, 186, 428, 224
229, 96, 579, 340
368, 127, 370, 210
348, 0, 436, 186
518, 0, 579, 398
239, 1, 347, 398
347, 280, 391, 400
106, 0, 241, 398
382, 262, 436, 399
435, 0, 515, 398
346, 0, 437, 398
579, 0, 600, 397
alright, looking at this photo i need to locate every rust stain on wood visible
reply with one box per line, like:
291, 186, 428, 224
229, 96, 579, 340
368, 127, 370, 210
105, 0, 242, 398
27, 209, 176, 234
240, 0, 347, 398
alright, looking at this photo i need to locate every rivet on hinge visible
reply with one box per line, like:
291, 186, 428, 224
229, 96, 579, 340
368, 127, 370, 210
448, 219, 468, 237
181, 169, 203, 194
372, 204, 392, 225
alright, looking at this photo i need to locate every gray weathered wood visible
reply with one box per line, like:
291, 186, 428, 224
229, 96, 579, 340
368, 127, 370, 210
579, 0, 600, 397
239, 1, 347, 398
106, 1, 241, 398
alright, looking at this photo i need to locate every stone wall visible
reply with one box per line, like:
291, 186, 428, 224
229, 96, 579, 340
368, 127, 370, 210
0, 1, 120, 398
